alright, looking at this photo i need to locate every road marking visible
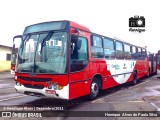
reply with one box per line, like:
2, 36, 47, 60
0, 95, 27, 102
107, 100, 144, 103
92, 80, 151, 103
0, 87, 14, 90
142, 98, 160, 111
129, 79, 151, 89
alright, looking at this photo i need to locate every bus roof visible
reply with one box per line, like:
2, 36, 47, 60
69, 21, 91, 32
23, 20, 91, 34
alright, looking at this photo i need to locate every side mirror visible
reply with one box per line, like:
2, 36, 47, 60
13, 35, 23, 48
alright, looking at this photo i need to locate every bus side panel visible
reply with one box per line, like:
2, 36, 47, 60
69, 66, 91, 100
134, 59, 149, 79
89, 59, 121, 90
69, 80, 91, 100
102, 76, 119, 90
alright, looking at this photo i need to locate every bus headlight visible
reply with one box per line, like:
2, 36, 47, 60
47, 82, 58, 90
53, 84, 58, 90
47, 82, 63, 90
48, 83, 53, 89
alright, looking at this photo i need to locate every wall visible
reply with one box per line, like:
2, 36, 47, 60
0, 45, 11, 72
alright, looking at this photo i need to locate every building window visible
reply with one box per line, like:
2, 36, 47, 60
6, 53, 11, 61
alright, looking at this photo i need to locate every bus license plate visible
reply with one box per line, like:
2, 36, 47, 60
46, 90, 56, 94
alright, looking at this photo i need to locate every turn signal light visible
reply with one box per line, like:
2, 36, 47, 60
58, 85, 64, 90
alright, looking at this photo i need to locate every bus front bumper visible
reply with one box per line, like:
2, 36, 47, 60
15, 84, 69, 100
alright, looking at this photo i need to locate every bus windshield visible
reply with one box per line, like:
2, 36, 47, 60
16, 31, 67, 74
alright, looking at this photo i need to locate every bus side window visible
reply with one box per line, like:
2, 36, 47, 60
142, 48, 147, 59
91, 35, 103, 58
115, 41, 124, 59
70, 36, 88, 72
137, 47, 143, 60
131, 46, 137, 59
124, 44, 131, 59
103, 38, 115, 59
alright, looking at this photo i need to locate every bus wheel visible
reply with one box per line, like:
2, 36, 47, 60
89, 77, 100, 100
147, 69, 150, 78
131, 71, 137, 85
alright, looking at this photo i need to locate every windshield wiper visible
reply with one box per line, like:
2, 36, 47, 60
20, 34, 30, 55
40, 31, 54, 53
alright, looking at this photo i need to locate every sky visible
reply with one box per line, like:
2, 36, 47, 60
0, 0, 159, 53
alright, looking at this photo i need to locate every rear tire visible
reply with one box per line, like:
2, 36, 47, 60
131, 71, 137, 86
147, 69, 150, 78
89, 77, 100, 100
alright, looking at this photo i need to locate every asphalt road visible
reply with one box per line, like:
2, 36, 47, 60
0, 72, 160, 120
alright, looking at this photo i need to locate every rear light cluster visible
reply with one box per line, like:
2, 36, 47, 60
47, 82, 64, 90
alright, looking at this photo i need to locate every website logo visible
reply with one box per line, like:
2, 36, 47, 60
2, 112, 11, 117
129, 15, 146, 33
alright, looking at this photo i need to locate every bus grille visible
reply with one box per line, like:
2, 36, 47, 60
18, 76, 51, 82
24, 91, 45, 96
24, 84, 44, 89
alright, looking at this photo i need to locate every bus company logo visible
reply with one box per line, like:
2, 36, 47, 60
123, 63, 127, 69
129, 15, 146, 33
112, 64, 120, 70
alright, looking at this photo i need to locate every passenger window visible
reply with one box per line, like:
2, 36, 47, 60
131, 46, 138, 59
92, 36, 102, 47
132, 46, 136, 53
116, 42, 123, 51
137, 48, 141, 53
137, 47, 142, 60
70, 36, 88, 72
124, 44, 131, 59
142, 48, 147, 59
115, 41, 124, 59
91, 35, 103, 58
103, 38, 114, 49
103, 38, 115, 59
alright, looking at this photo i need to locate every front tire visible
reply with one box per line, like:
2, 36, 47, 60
89, 78, 100, 100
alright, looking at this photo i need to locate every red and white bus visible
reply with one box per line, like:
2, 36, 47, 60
156, 50, 160, 74
14, 20, 150, 100
148, 52, 157, 76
